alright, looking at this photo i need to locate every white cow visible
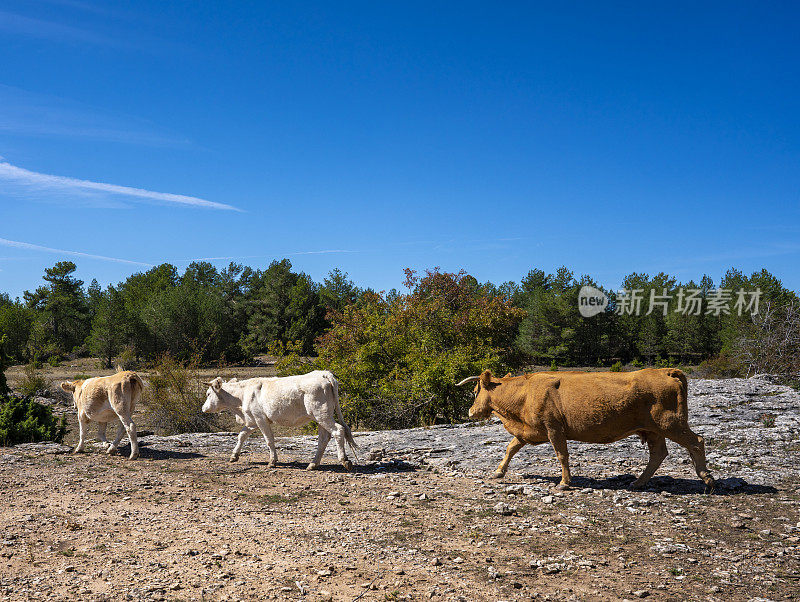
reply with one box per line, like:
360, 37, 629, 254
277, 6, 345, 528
202, 370, 358, 470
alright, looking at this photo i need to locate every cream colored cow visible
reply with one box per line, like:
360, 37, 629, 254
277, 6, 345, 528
60, 371, 143, 459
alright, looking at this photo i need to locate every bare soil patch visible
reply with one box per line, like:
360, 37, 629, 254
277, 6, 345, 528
1, 445, 798, 601
1, 371, 798, 601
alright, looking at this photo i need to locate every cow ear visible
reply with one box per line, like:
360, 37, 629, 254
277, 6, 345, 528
480, 370, 493, 388
203, 378, 222, 390
60, 381, 75, 392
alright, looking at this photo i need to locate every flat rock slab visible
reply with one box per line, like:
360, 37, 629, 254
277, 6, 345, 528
12, 442, 72, 455
16, 376, 800, 490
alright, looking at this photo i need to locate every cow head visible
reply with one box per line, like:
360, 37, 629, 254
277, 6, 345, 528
201, 377, 226, 413
60, 379, 86, 395
457, 370, 500, 419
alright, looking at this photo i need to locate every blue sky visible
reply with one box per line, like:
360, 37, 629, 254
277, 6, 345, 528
1, 1, 799, 299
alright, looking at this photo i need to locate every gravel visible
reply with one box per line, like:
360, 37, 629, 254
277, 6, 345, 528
1, 375, 797, 601
89, 375, 799, 492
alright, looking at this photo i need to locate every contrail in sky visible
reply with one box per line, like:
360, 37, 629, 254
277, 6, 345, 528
0, 237, 154, 267
0, 160, 241, 211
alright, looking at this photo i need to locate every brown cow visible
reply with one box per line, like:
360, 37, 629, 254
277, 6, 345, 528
60, 371, 143, 459
457, 368, 714, 492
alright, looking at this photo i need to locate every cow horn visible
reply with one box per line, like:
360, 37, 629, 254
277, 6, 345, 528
456, 376, 481, 386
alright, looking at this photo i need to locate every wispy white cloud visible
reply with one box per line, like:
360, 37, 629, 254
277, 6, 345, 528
0, 160, 242, 211
691, 243, 800, 264
37, 0, 123, 17
291, 249, 355, 256
0, 9, 120, 46
0, 7, 190, 56
170, 250, 357, 263
0, 237, 153, 267
0, 84, 191, 146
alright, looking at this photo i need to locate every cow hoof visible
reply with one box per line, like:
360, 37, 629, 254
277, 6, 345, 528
107, 446, 118, 456
630, 480, 647, 490
229, 455, 239, 463
306, 462, 319, 471
491, 471, 505, 479
342, 460, 353, 472
129, 453, 139, 460
267, 460, 277, 468
704, 480, 716, 494
555, 483, 571, 491
72, 448, 82, 454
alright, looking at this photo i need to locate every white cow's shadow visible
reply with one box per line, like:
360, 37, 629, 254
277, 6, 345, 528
244, 459, 418, 475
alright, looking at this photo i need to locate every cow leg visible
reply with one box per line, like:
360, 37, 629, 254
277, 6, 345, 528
97, 422, 111, 451
666, 428, 715, 493
330, 423, 353, 471
117, 415, 139, 460
308, 427, 332, 471
73, 414, 89, 453
230, 426, 255, 463
109, 418, 125, 455
547, 429, 571, 489
631, 432, 668, 489
314, 417, 352, 471
493, 437, 526, 479
253, 417, 278, 467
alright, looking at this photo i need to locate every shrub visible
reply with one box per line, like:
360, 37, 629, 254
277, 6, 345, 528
0, 395, 67, 446
116, 346, 138, 371
631, 358, 643, 368
0, 335, 10, 398
759, 413, 776, 428
733, 300, 800, 378
18, 364, 48, 397
47, 355, 61, 367
696, 353, 743, 379
267, 340, 317, 377
610, 360, 622, 372
550, 359, 558, 371
73, 374, 91, 381
318, 268, 525, 428
144, 354, 219, 435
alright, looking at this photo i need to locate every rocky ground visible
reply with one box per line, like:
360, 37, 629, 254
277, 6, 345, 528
1, 376, 799, 601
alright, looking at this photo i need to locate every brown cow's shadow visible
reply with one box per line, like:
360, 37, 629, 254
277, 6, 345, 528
519, 473, 777, 495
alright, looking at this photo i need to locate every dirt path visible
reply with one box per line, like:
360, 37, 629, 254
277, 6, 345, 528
1, 375, 799, 601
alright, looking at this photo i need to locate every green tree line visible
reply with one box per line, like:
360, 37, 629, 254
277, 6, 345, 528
0, 259, 359, 366
2, 260, 797, 427
0, 260, 795, 370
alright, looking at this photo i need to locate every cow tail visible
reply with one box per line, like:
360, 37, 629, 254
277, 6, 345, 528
329, 373, 359, 457
666, 368, 688, 421
126, 373, 145, 406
